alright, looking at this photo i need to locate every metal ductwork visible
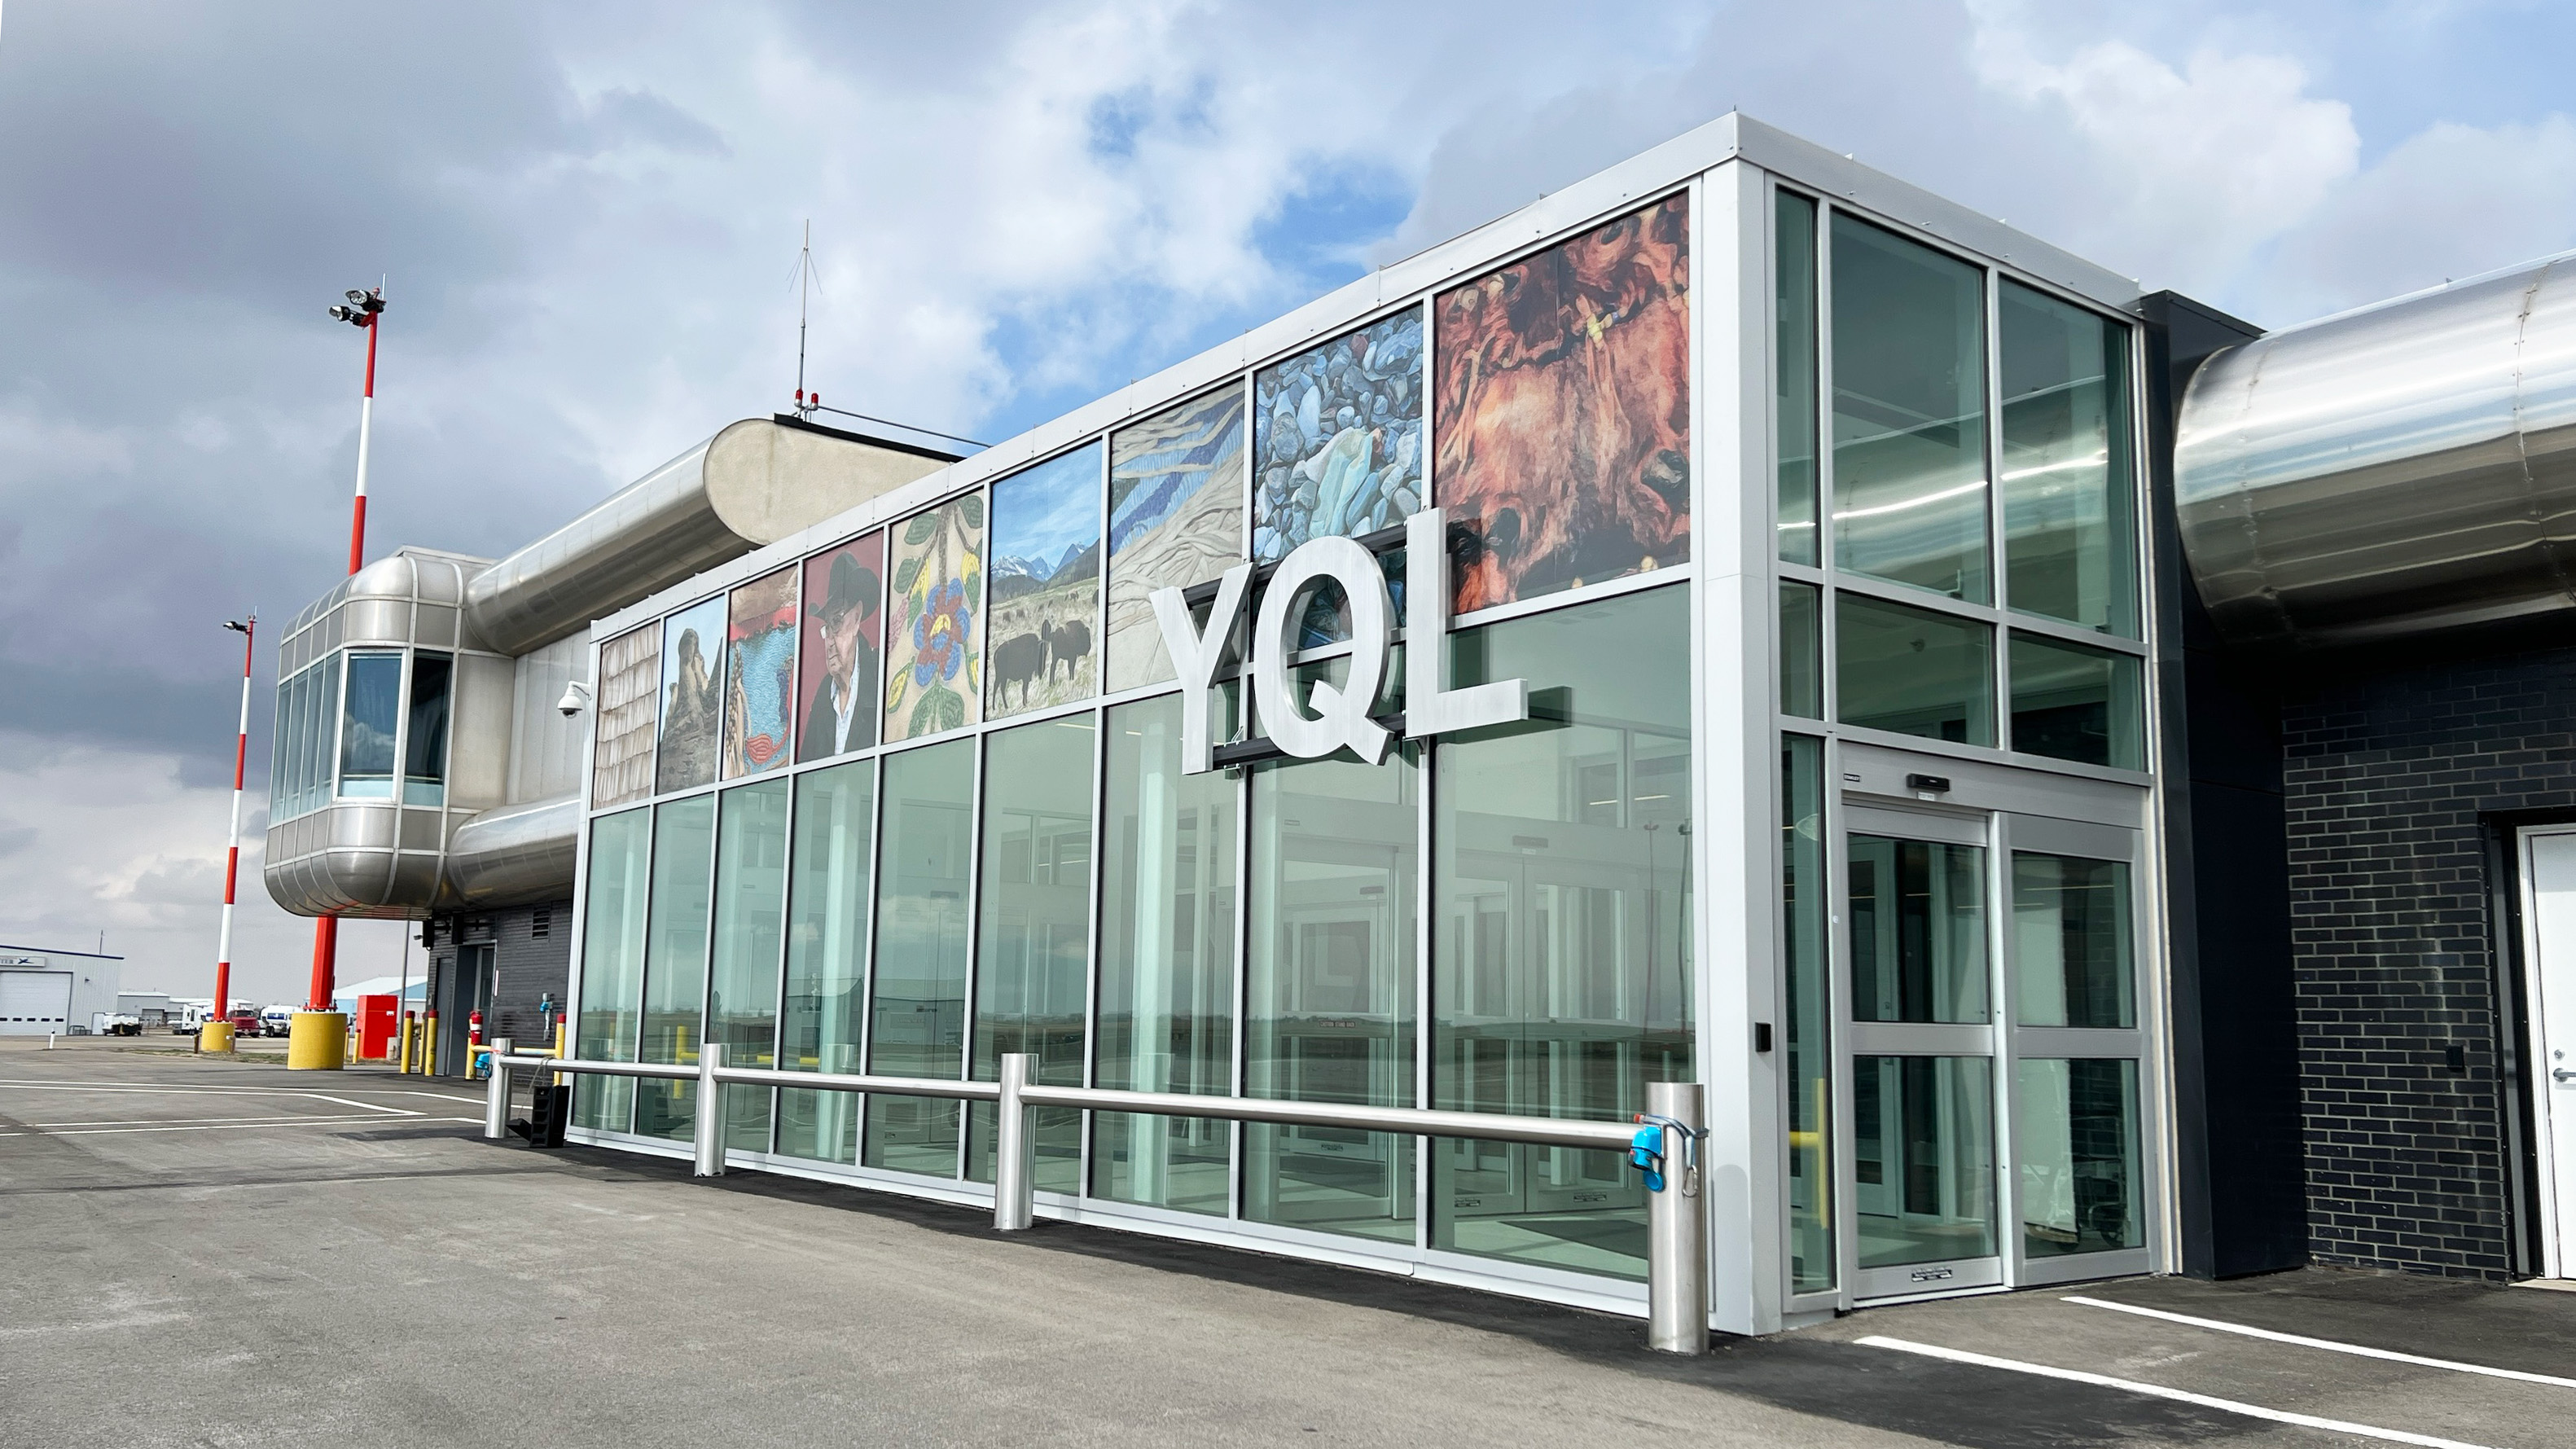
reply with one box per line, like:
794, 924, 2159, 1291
2174, 252, 2576, 648
463, 417, 959, 656
445, 794, 584, 908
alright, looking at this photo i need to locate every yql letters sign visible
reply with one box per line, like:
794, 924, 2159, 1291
1150, 507, 1529, 775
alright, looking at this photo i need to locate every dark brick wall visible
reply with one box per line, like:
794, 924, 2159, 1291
422, 899, 573, 1071
2280, 640, 2576, 1278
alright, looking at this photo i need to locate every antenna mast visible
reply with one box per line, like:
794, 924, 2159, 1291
792, 221, 818, 419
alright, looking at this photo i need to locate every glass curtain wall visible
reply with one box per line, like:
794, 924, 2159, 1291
338, 652, 403, 798
403, 652, 452, 805
778, 759, 874, 1164
1999, 281, 2136, 637
865, 740, 976, 1177
636, 794, 718, 1140
1245, 748, 1418, 1245
1776, 192, 1819, 564
1782, 737, 1831, 1293
2012, 852, 2143, 1259
1092, 694, 1237, 1215
708, 779, 789, 1152
1431, 586, 1694, 1280
1830, 215, 1989, 603
270, 654, 342, 821
573, 808, 651, 1131
968, 716, 1095, 1192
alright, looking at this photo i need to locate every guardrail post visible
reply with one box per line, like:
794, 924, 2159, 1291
993, 1052, 1034, 1231
483, 1037, 514, 1140
1643, 1080, 1708, 1354
692, 1042, 726, 1177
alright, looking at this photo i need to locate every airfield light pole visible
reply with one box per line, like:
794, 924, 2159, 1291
305, 286, 384, 1018
208, 616, 254, 1046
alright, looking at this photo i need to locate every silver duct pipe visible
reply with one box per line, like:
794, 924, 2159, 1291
444, 794, 583, 908
2174, 252, 2576, 648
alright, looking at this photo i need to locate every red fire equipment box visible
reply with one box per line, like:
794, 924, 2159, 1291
356, 994, 397, 1061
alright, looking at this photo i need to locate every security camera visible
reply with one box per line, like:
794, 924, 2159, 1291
556, 680, 593, 718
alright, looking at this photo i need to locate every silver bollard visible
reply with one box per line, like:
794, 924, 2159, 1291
692, 1041, 726, 1177
1643, 1080, 1709, 1354
483, 1037, 514, 1139
993, 1052, 1034, 1231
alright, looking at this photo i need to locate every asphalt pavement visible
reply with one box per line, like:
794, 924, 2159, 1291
2, 1035, 2568, 1448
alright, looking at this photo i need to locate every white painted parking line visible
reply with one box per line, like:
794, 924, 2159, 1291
388, 1091, 487, 1105
0, 1114, 445, 1137
302, 1094, 416, 1116
2065, 1295, 2576, 1390
1857, 1336, 2499, 1449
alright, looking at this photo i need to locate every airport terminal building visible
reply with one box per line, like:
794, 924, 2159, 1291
265, 115, 2576, 1333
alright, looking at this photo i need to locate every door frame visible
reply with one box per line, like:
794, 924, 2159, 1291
2517, 823, 2576, 1280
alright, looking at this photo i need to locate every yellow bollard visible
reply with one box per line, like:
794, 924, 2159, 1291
423, 1012, 438, 1076
285, 1012, 348, 1070
198, 1021, 235, 1054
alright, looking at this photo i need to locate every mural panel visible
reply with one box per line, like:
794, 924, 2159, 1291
654, 595, 726, 794
987, 444, 1101, 719
796, 533, 884, 762
722, 567, 798, 779
1107, 387, 1246, 691
1433, 194, 1690, 612
592, 620, 661, 809
1255, 310, 1423, 561
885, 493, 985, 742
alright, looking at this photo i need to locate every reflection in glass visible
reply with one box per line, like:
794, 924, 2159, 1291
403, 652, 451, 805
1093, 695, 1237, 1215
2009, 633, 2143, 770
2016, 1059, 2142, 1258
1245, 749, 1417, 1244
2001, 282, 2135, 636
1433, 587, 1694, 1280
1849, 835, 1987, 1023
338, 652, 402, 797
967, 717, 1095, 1192
778, 759, 873, 1164
635, 794, 716, 1141
2013, 854, 2133, 1028
1832, 215, 1990, 602
270, 655, 343, 821
1780, 582, 1822, 719
1837, 593, 1993, 745
1783, 736, 1832, 1293
1777, 191, 1819, 565
573, 808, 650, 1131
864, 740, 975, 1176
1854, 1056, 1995, 1267
708, 780, 788, 1152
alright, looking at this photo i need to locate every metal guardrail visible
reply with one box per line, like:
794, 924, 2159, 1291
485, 1038, 1709, 1353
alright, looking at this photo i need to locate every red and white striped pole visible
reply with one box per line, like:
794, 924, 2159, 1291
213, 616, 255, 1044
308, 286, 385, 1019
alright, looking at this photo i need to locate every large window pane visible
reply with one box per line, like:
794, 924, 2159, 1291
403, 652, 451, 806
1855, 1056, 1996, 1267
338, 652, 402, 798
778, 759, 874, 1164
573, 808, 651, 1131
1832, 215, 1990, 602
2012, 854, 2133, 1029
1777, 191, 1819, 565
709, 780, 789, 1152
2001, 282, 2136, 636
1783, 735, 1832, 1293
2016, 1059, 2143, 1258
1837, 593, 1994, 745
1433, 586, 1694, 1280
2009, 633, 2143, 770
864, 739, 976, 1177
1780, 582, 1822, 719
1092, 694, 1237, 1216
1245, 749, 1417, 1244
1849, 836, 1988, 1024
967, 716, 1095, 1192
636, 794, 717, 1142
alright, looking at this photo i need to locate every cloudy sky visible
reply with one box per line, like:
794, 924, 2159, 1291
3, 0, 2572, 1003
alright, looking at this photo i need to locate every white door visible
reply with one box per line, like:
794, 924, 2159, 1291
2522, 828, 2576, 1279
0, 970, 74, 1034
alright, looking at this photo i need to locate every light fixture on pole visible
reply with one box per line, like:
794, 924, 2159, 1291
295, 283, 384, 1065
203, 615, 255, 1052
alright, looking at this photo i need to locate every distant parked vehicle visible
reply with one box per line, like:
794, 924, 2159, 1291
228, 1008, 261, 1037
101, 1014, 142, 1037
259, 1008, 293, 1038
